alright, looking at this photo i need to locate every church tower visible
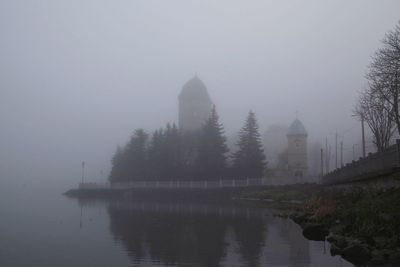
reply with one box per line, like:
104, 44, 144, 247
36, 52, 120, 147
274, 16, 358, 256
178, 76, 213, 131
287, 118, 308, 177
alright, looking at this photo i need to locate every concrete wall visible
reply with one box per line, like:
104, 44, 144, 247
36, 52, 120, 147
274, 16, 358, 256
323, 142, 400, 185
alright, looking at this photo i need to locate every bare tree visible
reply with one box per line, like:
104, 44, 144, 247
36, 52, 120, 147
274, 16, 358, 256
354, 87, 395, 152
367, 21, 400, 135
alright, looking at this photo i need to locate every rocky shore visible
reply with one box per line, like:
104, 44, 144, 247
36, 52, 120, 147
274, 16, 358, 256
243, 184, 400, 266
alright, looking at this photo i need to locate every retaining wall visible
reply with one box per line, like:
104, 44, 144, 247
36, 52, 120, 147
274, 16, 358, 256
323, 141, 400, 185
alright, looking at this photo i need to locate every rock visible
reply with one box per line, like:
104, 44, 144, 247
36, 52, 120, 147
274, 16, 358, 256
326, 234, 335, 243
302, 224, 329, 241
330, 243, 343, 256
329, 224, 345, 235
341, 242, 370, 266
327, 234, 347, 249
291, 213, 310, 227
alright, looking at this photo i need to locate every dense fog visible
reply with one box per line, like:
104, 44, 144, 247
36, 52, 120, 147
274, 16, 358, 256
1, 0, 400, 190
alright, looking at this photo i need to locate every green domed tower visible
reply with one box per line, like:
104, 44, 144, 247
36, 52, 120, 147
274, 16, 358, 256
287, 118, 308, 177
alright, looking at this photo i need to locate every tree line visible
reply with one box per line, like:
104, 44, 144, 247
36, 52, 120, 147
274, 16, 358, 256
108, 204, 268, 267
355, 21, 400, 152
109, 107, 266, 183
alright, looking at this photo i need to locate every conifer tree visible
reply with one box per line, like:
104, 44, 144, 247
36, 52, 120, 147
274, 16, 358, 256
195, 106, 228, 180
127, 129, 149, 180
147, 128, 166, 179
179, 131, 200, 179
232, 111, 266, 178
109, 146, 126, 182
109, 129, 148, 182
147, 123, 182, 180
164, 123, 182, 179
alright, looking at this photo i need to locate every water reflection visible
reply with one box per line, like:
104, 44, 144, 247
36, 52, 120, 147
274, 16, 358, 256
106, 201, 353, 267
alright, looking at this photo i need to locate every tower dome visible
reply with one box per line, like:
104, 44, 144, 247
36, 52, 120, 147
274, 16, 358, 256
179, 76, 212, 102
178, 76, 213, 131
287, 118, 308, 136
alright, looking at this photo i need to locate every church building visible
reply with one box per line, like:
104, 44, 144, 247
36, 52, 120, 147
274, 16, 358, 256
287, 118, 308, 177
178, 76, 213, 131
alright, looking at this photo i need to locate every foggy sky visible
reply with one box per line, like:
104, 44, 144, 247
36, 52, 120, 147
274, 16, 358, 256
1, 0, 400, 188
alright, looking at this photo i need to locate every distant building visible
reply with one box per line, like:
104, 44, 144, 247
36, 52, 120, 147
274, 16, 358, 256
287, 119, 308, 177
178, 76, 213, 131
263, 124, 289, 169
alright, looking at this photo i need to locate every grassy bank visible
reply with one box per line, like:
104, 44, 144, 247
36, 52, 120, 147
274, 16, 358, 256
239, 183, 320, 207
242, 184, 400, 266
302, 188, 400, 266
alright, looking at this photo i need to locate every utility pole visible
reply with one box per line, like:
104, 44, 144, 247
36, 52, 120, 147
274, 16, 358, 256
325, 137, 329, 173
353, 144, 356, 161
340, 141, 343, 167
335, 131, 338, 169
320, 148, 324, 177
361, 114, 366, 157
81, 161, 85, 184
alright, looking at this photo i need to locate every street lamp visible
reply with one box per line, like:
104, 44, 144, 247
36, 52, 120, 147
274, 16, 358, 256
81, 161, 85, 184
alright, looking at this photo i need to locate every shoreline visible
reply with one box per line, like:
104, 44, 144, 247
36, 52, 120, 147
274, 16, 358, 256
64, 183, 400, 266
245, 184, 400, 267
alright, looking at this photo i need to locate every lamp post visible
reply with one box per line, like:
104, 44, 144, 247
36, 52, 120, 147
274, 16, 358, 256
81, 161, 85, 184
320, 148, 324, 177
335, 131, 338, 169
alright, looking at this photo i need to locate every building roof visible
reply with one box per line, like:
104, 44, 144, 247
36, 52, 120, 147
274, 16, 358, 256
287, 118, 308, 136
179, 76, 211, 102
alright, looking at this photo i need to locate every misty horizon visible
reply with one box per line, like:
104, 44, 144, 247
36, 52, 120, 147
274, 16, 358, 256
1, 0, 400, 188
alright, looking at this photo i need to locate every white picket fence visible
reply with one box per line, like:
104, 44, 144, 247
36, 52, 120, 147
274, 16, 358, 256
79, 176, 316, 190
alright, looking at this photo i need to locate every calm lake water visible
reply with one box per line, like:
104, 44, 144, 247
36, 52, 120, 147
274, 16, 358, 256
0, 185, 354, 267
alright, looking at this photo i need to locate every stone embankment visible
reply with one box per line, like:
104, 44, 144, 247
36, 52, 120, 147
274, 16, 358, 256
244, 183, 400, 266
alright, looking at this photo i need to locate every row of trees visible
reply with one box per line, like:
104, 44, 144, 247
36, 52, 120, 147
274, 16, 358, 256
109, 107, 266, 183
355, 21, 400, 151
